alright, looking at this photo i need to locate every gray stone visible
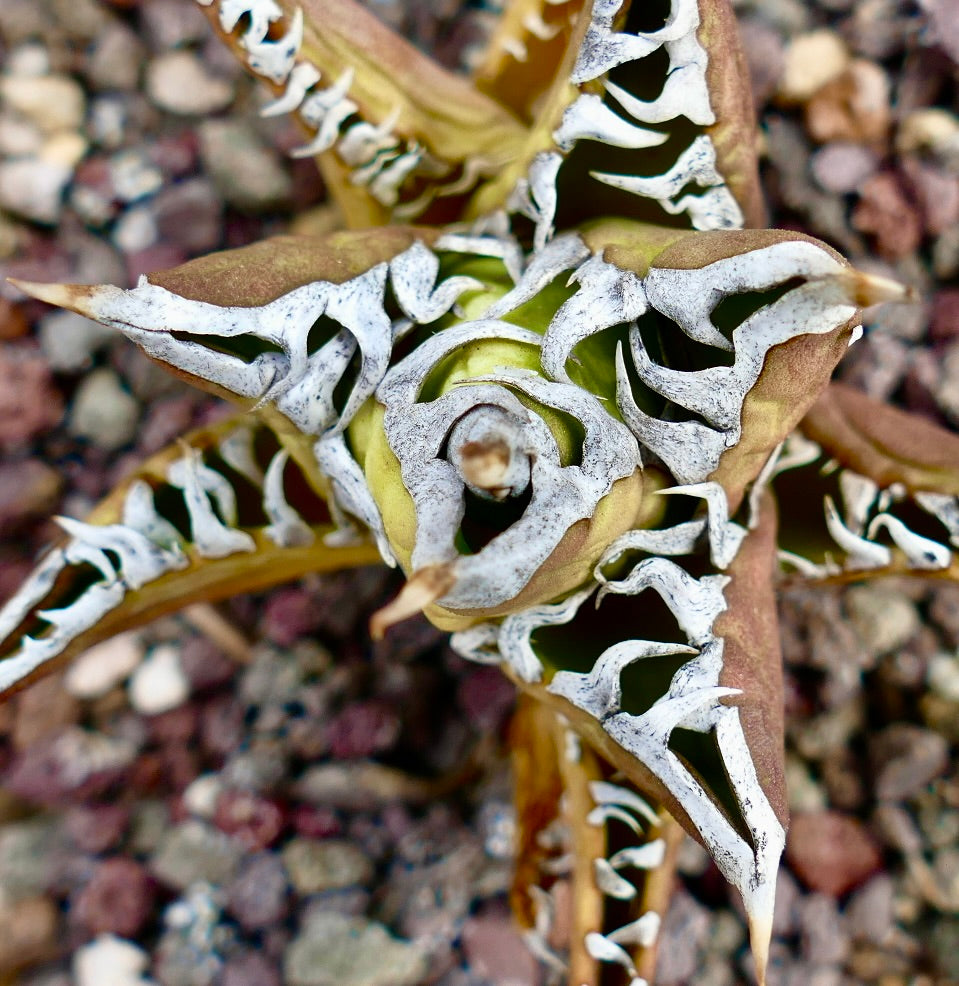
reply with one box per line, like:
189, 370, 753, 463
845, 585, 920, 658
870, 723, 949, 801
39, 309, 115, 373
87, 22, 145, 92
281, 838, 373, 895
844, 874, 895, 944
146, 51, 234, 116
797, 893, 849, 966
198, 119, 293, 212
68, 367, 140, 451
0, 157, 72, 225
285, 913, 429, 986
811, 142, 879, 194
0, 819, 62, 901
150, 821, 243, 890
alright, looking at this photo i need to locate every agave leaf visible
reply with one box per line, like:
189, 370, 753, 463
765, 386, 959, 583
198, 0, 526, 222
580, 222, 906, 510
468, 0, 760, 248
0, 415, 381, 699
454, 492, 785, 984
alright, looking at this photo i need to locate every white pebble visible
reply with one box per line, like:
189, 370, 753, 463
68, 367, 140, 451
778, 29, 849, 103
74, 934, 155, 986
64, 631, 144, 699
928, 652, 959, 703
146, 51, 234, 116
0, 74, 86, 133
182, 774, 224, 819
128, 645, 190, 716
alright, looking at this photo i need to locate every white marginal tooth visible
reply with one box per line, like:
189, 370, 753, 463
449, 622, 501, 666
586, 804, 643, 833
588, 781, 659, 826
553, 93, 669, 152
593, 858, 638, 899
369, 148, 424, 207
501, 36, 529, 61
122, 480, 185, 552
299, 67, 354, 127
656, 483, 747, 569
573, 26, 660, 83
609, 839, 667, 870
0, 549, 65, 645
604, 62, 714, 127
291, 97, 357, 157
824, 495, 891, 570
608, 912, 662, 949
584, 931, 639, 976
218, 427, 265, 487
549, 639, 697, 719
867, 514, 951, 570
838, 470, 879, 536
260, 61, 321, 117
168, 451, 256, 559
592, 133, 721, 199
217, 0, 282, 36
245, 6, 302, 85
777, 549, 835, 578
389, 241, 482, 324
262, 449, 315, 548
522, 11, 561, 39
484, 232, 588, 318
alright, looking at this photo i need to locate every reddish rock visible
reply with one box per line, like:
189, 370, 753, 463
457, 666, 515, 732
226, 852, 290, 931
786, 811, 883, 896
72, 858, 155, 937
930, 289, 959, 342
64, 804, 130, 854
261, 586, 322, 647
0, 345, 63, 446
0, 298, 29, 340
290, 804, 342, 840
325, 700, 400, 760
852, 172, 923, 259
461, 913, 540, 986
805, 60, 891, 144
213, 789, 285, 850
0, 458, 62, 534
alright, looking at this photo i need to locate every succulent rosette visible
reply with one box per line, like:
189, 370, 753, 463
2, 1, 957, 984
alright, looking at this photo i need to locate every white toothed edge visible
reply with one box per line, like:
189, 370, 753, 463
262, 449, 315, 548
201, 2, 456, 209
838, 470, 879, 536
167, 451, 256, 558
615, 243, 856, 483
218, 427, 265, 487
0, 481, 188, 693
823, 495, 891, 570
594, 858, 638, 899
867, 514, 951, 570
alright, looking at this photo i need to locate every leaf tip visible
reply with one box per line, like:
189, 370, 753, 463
830, 268, 918, 308
7, 278, 112, 317
369, 564, 456, 640
746, 899, 774, 986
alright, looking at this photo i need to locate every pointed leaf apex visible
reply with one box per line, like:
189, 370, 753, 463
826, 268, 917, 308
7, 278, 118, 317
369, 564, 456, 640
746, 895, 775, 986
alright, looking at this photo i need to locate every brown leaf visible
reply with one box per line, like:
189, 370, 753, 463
801, 381, 959, 495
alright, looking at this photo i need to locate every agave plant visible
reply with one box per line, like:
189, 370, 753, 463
2, 0, 954, 982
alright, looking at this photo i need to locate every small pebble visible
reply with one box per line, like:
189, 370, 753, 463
786, 811, 882, 896
845, 874, 895, 945
150, 820, 243, 890
284, 912, 429, 986
804, 59, 891, 144
869, 723, 949, 801
72, 858, 155, 938
0, 74, 86, 133
281, 837, 373, 895
72, 935, 151, 986
0, 896, 60, 976
844, 585, 920, 658
128, 645, 190, 716
460, 914, 539, 986
64, 632, 144, 700
198, 119, 293, 212
852, 172, 924, 260
810, 142, 878, 194
68, 367, 140, 451
226, 851, 290, 931
778, 29, 850, 103
146, 51, 234, 116
0, 457, 61, 533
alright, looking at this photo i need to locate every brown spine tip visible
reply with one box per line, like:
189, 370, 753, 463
369, 563, 456, 640
6, 278, 110, 317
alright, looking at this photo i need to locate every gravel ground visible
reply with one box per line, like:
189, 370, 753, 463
0, 1, 957, 985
